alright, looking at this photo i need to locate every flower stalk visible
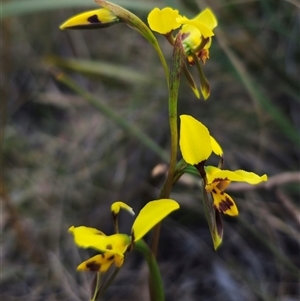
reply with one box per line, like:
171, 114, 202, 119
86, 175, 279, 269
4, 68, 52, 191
91, 273, 101, 301
150, 33, 186, 261
134, 240, 165, 301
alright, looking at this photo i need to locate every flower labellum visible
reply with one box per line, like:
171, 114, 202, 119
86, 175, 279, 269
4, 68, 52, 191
205, 166, 268, 216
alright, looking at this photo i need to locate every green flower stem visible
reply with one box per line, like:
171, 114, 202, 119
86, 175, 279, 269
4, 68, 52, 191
98, 268, 121, 298
134, 240, 165, 301
161, 34, 186, 199
54, 71, 168, 162
91, 272, 101, 301
150, 35, 186, 260
172, 159, 188, 185
165, 33, 200, 98
113, 216, 119, 234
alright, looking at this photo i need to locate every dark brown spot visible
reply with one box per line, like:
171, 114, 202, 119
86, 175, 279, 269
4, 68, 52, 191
107, 255, 115, 261
213, 178, 223, 183
197, 37, 210, 52
86, 261, 101, 272
106, 244, 113, 250
181, 32, 190, 40
214, 209, 223, 237
225, 196, 234, 205
87, 15, 101, 24
218, 197, 234, 213
212, 188, 217, 194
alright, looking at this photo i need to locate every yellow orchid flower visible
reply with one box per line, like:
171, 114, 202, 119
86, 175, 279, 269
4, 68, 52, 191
148, 7, 217, 64
60, 8, 120, 30
69, 199, 179, 272
179, 8, 217, 65
179, 115, 267, 249
205, 166, 268, 216
148, 7, 217, 98
179, 114, 223, 166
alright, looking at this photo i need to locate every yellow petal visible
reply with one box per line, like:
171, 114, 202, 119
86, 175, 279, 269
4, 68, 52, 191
181, 24, 202, 52
210, 136, 223, 156
234, 170, 268, 184
68, 226, 106, 247
132, 199, 180, 241
179, 115, 212, 165
60, 8, 119, 30
207, 184, 238, 216
205, 166, 268, 185
69, 226, 130, 255
193, 8, 218, 30
111, 201, 135, 215
77, 253, 116, 273
148, 7, 182, 34
177, 17, 214, 38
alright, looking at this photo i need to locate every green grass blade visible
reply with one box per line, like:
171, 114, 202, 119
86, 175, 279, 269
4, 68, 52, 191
54, 71, 169, 162
47, 56, 150, 85
1, 0, 159, 19
217, 31, 299, 145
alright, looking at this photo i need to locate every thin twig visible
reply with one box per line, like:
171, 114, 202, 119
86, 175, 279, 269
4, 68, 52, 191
276, 188, 300, 228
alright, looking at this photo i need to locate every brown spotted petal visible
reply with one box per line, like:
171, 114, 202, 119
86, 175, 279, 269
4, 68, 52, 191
68, 226, 131, 256
77, 253, 117, 273
60, 8, 120, 30
206, 183, 238, 216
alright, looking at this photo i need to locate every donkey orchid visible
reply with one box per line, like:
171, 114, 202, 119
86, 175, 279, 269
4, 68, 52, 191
69, 199, 179, 272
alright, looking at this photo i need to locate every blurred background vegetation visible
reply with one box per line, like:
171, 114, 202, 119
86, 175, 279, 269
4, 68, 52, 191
1, 0, 299, 300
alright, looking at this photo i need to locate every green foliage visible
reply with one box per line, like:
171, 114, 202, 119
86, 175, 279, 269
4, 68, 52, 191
1, 0, 158, 18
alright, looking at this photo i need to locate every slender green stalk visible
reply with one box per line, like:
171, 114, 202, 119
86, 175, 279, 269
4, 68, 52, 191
135, 240, 165, 301
113, 216, 119, 234
98, 268, 121, 298
54, 71, 168, 162
91, 273, 101, 301
165, 33, 200, 98
160, 34, 186, 199
171, 159, 188, 186
150, 35, 186, 260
